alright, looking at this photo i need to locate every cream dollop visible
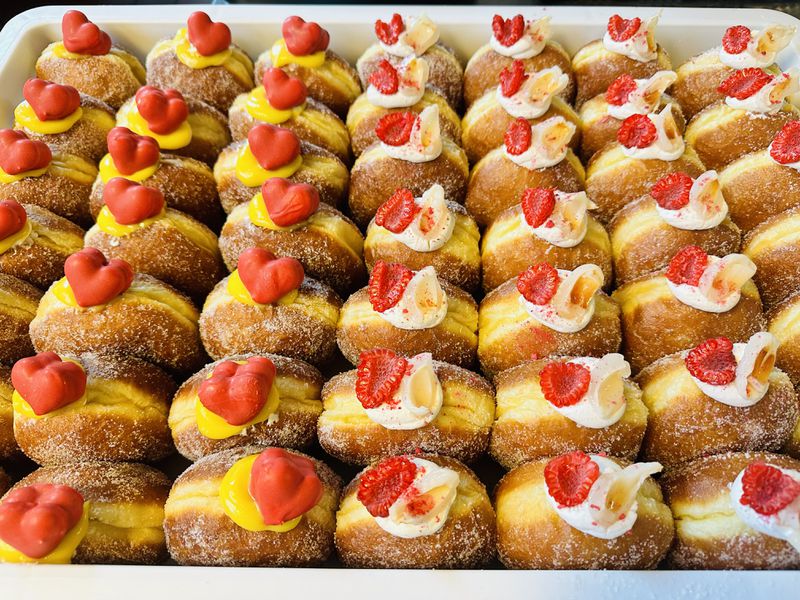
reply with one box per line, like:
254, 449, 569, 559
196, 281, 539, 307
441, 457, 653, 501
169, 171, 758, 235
364, 353, 443, 430
602, 15, 659, 63
373, 457, 459, 538
725, 71, 798, 114
504, 116, 575, 170
490, 16, 550, 59
379, 14, 439, 58
519, 264, 604, 333
497, 65, 569, 119
656, 170, 729, 230
546, 455, 663, 539
389, 184, 455, 252
607, 70, 677, 120
720, 24, 796, 69
667, 253, 757, 313
381, 104, 442, 163
379, 265, 448, 330
366, 56, 429, 109
621, 103, 684, 160
525, 190, 596, 248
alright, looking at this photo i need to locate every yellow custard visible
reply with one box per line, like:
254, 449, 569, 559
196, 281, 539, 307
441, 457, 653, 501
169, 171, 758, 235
234, 144, 302, 187
245, 86, 305, 125
248, 192, 304, 231
0, 503, 90, 564
195, 376, 280, 440
226, 269, 299, 306
12, 382, 87, 421
96, 205, 166, 237
117, 102, 192, 151
269, 38, 325, 69
169, 29, 253, 88
51, 277, 80, 307
0, 164, 48, 184
98, 153, 159, 183
0, 220, 32, 254
14, 102, 83, 135
219, 454, 302, 532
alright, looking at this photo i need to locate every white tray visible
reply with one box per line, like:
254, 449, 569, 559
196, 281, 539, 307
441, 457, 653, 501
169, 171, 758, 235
0, 5, 799, 599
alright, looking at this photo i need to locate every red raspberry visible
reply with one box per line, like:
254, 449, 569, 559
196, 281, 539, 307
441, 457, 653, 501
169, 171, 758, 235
617, 113, 657, 149
517, 262, 560, 305
666, 245, 709, 286
355, 348, 408, 409
520, 187, 556, 228
607, 15, 641, 42
770, 120, 800, 165
717, 68, 773, 100
650, 172, 693, 210
499, 59, 527, 97
685, 337, 737, 385
544, 451, 600, 508
539, 361, 592, 408
368, 261, 413, 313
368, 60, 400, 95
375, 188, 419, 233
605, 74, 638, 106
375, 111, 416, 146
374, 14, 404, 46
740, 462, 800, 516
504, 117, 532, 155
723, 25, 752, 55
357, 456, 418, 517
492, 14, 525, 47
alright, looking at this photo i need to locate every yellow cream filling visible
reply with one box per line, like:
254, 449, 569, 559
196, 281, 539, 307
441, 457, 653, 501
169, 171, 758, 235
0, 503, 89, 564
95, 205, 166, 237
116, 102, 192, 150
0, 220, 32, 254
98, 152, 158, 183
226, 270, 299, 307
195, 377, 280, 440
0, 165, 48, 184
14, 102, 82, 135
247, 192, 300, 231
162, 28, 253, 88
235, 144, 302, 187
12, 375, 88, 420
269, 38, 325, 69
245, 86, 305, 124
48, 43, 145, 82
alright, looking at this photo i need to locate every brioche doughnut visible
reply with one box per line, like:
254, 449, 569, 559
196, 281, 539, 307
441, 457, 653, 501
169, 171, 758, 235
767, 290, 800, 386
743, 206, 800, 307
0, 273, 40, 365
0, 366, 17, 460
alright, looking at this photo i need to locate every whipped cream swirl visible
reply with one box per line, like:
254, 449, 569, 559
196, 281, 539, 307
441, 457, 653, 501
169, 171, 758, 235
381, 104, 442, 163
389, 184, 455, 252
667, 253, 757, 313
379, 265, 448, 330
525, 190, 595, 248
505, 116, 575, 170
497, 65, 569, 119
720, 24, 796, 69
656, 170, 729, 230
607, 70, 677, 120
602, 16, 659, 63
490, 16, 550, 59
367, 56, 429, 109
379, 14, 439, 58
519, 264, 604, 333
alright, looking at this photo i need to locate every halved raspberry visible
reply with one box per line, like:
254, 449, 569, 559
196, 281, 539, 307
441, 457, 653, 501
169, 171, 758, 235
375, 188, 419, 233
540, 361, 591, 408
375, 111, 416, 146
617, 113, 657, 148
717, 68, 773, 100
685, 337, 737, 385
357, 456, 418, 517
605, 74, 638, 106
740, 462, 800, 516
607, 15, 641, 42
521, 187, 556, 228
492, 14, 525, 47
666, 245, 709, 286
368, 60, 400, 95
355, 348, 409, 409
368, 260, 413, 313
517, 262, 560, 305
651, 172, 693, 210
504, 117, 532, 155
375, 13, 404, 46
770, 120, 800, 165
544, 451, 600, 508
723, 25, 752, 55
499, 60, 527, 97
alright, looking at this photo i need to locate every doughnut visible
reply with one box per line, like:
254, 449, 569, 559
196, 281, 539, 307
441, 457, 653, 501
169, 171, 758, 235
0, 366, 17, 460
767, 290, 800, 386
743, 205, 800, 307
0, 273, 41, 365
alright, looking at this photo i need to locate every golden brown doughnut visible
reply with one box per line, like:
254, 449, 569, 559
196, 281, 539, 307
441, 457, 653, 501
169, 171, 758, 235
0, 366, 17, 460
767, 290, 800, 386
0, 273, 41, 365
743, 206, 800, 307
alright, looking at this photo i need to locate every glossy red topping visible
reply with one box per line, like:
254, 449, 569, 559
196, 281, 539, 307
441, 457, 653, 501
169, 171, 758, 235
769, 120, 800, 165
11, 352, 87, 416
544, 451, 600, 508
517, 262, 560, 305
540, 361, 592, 408
262, 67, 307, 110
666, 245, 708, 286
739, 462, 800, 516
0, 129, 51, 175
368, 260, 413, 313
261, 177, 320, 227
248, 448, 323, 525
605, 74, 638, 106
198, 356, 277, 425
368, 60, 400, 95
61, 10, 111, 56
685, 337, 737, 386
722, 25, 752, 55
247, 124, 301, 171
499, 60, 528, 97
717, 68, 773, 100
374, 188, 419, 233
186, 11, 231, 56
357, 456, 418, 518
492, 14, 525, 47
64, 247, 134, 308
650, 172, 693, 210
375, 111, 416, 146
134, 86, 188, 135
617, 113, 657, 148
282, 16, 329, 56
237, 247, 304, 305
521, 187, 556, 228
375, 13, 405, 46
23, 78, 81, 122
355, 348, 408, 409
607, 15, 641, 42
103, 178, 165, 225
0, 483, 84, 559
107, 127, 160, 175
0, 199, 27, 241
504, 117, 532, 155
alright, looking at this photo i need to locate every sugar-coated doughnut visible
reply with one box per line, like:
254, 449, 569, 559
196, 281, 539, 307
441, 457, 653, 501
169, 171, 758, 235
0, 273, 41, 365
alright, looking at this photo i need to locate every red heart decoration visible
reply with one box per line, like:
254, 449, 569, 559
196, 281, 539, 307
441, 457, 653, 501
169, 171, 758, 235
103, 177, 165, 225
248, 448, 323, 525
237, 247, 304, 305
0, 129, 51, 176
11, 352, 87, 416
64, 247, 134, 308
247, 124, 301, 171
282, 16, 330, 56
134, 86, 189, 135
23, 78, 81, 122
0, 199, 27, 241
262, 67, 307, 111
0, 484, 85, 559
261, 178, 319, 227
186, 11, 231, 57
198, 356, 277, 426
61, 10, 111, 56
107, 127, 160, 175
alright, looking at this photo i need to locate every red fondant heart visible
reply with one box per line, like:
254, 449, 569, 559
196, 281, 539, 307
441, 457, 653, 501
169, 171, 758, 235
107, 127, 160, 175
11, 352, 87, 416
61, 10, 111, 56
198, 356, 277, 426
23, 78, 81, 122
64, 247, 134, 308
0, 129, 51, 176
237, 247, 304, 305
248, 448, 323, 525
262, 67, 307, 111
247, 124, 301, 171
0, 199, 27, 241
103, 177, 165, 225
0, 483, 84, 559
187, 11, 231, 57
261, 178, 319, 227
282, 16, 330, 56
134, 86, 189, 135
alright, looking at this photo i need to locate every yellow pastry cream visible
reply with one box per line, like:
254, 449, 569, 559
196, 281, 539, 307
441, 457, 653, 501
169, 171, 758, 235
14, 102, 83, 135
0, 502, 90, 564
248, 191, 305, 231
234, 143, 302, 187
226, 269, 299, 306
98, 152, 159, 183
269, 38, 325, 69
160, 28, 253, 88
245, 85, 306, 125
0, 219, 32, 254
116, 101, 192, 151
49, 42, 147, 83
